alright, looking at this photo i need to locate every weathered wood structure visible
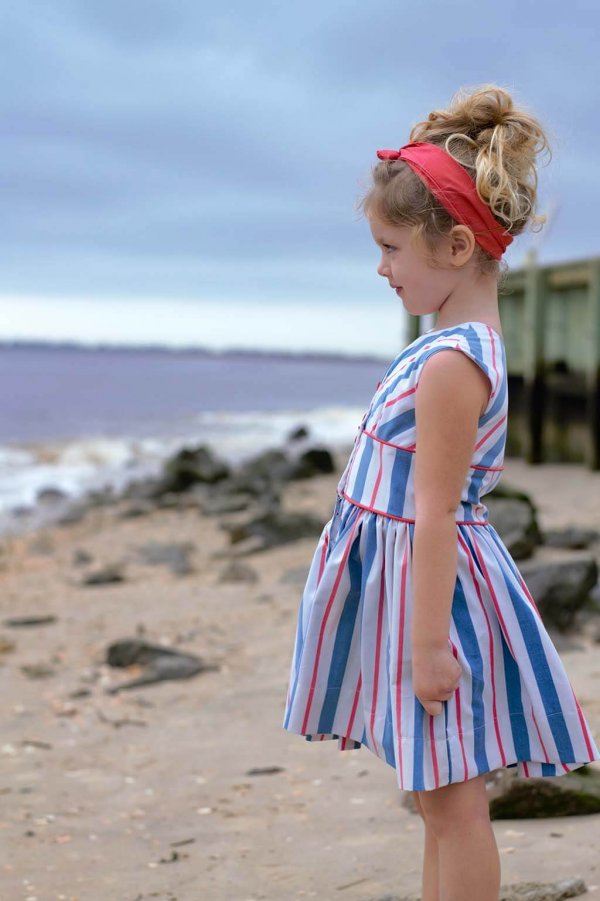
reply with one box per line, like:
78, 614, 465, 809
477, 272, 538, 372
414, 249, 600, 470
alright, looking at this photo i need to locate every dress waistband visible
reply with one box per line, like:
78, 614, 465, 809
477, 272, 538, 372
339, 490, 491, 526
338, 429, 495, 526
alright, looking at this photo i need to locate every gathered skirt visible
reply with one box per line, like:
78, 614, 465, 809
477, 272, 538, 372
282, 494, 600, 791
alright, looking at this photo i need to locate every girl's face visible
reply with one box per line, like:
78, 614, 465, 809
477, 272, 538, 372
368, 213, 460, 317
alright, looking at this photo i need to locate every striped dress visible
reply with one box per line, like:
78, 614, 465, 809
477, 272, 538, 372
282, 320, 600, 792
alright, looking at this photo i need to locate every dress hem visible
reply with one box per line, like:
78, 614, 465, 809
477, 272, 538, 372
282, 723, 600, 792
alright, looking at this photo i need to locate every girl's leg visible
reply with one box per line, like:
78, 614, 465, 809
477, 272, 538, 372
417, 774, 500, 901
412, 791, 440, 901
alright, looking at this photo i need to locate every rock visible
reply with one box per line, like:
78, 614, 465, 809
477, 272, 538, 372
287, 425, 310, 441
36, 487, 68, 504
158, 445, 231, 493
218, 560, 259, 584
496, 880, 588, 900
220, 507, 324, 550
4, 615, 57, 627
201, 492, 254, 515
374, 877, 588, 901
21, 662, 56, 679
489, 765, 600, 818
175, 492, 207, 512
155, 492, 184, 509
485, 491, 542, 559
118, 500, 156, 518
286, 446, 335, 479
55, 502, 88, 526
105, 638, 219, 693
85, 485, 119, 507
10, 504, 35, 518
119, 475, 165, 501
82, 563, 127, 585
212, 534, 270, 558
517, 557, 598, 632
72, 548, 94, 566
219, 449, 290, 499
136, 542, 195, 576
542, 526, 600, 549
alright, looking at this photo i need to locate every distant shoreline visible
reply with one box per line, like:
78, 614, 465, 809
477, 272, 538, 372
0, 338, 390, 365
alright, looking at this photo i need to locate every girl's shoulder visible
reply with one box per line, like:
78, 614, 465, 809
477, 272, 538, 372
370, 320, 507, 446
380, 320, 504, 387
415, 320, 505, 382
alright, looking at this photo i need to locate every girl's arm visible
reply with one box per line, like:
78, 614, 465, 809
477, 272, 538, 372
412, 349, 491, 653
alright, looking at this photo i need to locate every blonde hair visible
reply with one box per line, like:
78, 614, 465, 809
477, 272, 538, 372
358, 83, 552, 289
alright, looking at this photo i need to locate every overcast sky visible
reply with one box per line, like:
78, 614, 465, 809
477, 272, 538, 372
0, 2, 598, 351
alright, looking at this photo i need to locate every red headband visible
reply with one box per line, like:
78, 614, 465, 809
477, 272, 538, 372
376, 141, 513, 260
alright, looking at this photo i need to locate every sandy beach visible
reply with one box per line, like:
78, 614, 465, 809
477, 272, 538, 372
1, 452, 600, 900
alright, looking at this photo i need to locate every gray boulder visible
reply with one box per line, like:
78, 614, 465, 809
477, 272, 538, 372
485, 485, 543, 559
518, 557, 598, 632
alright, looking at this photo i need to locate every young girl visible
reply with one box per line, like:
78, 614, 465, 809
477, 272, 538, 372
281, 83, 600, 901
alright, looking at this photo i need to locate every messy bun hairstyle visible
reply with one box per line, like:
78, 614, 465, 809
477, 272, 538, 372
358, 84, 552, 288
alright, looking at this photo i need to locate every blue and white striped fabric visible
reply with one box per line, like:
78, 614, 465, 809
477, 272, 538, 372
282, 320, 600, 792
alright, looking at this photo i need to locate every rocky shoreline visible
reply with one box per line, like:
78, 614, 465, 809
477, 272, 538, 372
1, 430, 600, 899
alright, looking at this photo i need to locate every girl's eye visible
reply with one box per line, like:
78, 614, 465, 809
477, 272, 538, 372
382, 243, 396, 252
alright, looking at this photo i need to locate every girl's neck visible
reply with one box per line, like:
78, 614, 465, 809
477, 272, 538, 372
432, 279, 501, 335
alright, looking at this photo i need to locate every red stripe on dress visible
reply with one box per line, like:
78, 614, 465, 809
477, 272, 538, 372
468, 530, 515, 656
368, 436, 385, 508
569, 683, 596, 758
530, 704, 550, 763
383, 385, 417, 409
362, 427, 505, 471
317, 531, 329, 586
485, 327, 501, 397
449, 638, 469, 780
429, 712, 440, 788
345, 671, 363, 740
510, 561, 545, 621
459, 530, 507, 767
474, 521, 588, 761
300, 513, 362, 733
475, 414, 507, 451
287, 529, 330, 710
340, 490, 490, 525
368, 551, 386, 755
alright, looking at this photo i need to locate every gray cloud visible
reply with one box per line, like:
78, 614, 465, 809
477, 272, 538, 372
0, 1, 599, 301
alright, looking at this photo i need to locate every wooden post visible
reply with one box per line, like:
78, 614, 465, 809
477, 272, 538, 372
522, 248, 546, 463
586, 258, 600, 470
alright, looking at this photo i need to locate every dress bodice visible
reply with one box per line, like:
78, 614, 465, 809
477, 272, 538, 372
336, 321, 508, 525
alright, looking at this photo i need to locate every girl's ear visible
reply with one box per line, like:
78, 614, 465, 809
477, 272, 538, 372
448, 225, 475, 265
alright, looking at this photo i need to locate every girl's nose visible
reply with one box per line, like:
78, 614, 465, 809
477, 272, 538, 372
377, 258, 388, 277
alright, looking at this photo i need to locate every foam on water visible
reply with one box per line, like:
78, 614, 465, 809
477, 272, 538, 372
0, 404, 363, 537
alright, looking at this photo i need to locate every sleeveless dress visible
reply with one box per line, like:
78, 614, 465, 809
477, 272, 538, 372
282, 320, 600, 792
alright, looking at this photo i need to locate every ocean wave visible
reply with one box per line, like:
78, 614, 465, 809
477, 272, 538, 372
0, 404, 362, 534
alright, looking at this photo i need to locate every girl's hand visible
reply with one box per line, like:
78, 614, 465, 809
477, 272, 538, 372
412, 645, 462, 716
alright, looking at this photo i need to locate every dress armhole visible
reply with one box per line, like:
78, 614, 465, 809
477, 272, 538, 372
418, 339, 497, 419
